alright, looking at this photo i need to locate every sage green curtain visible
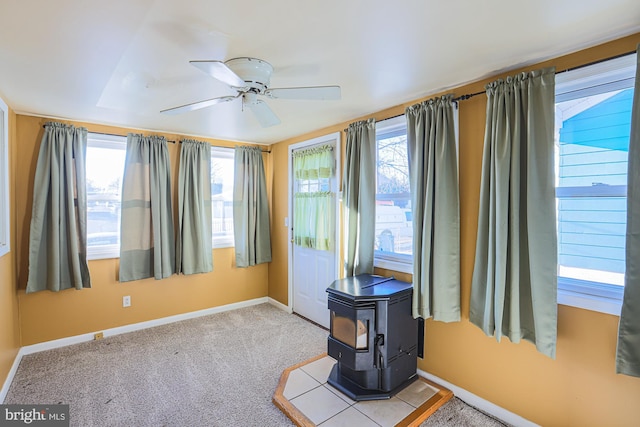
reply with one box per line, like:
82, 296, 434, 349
616, 46, 640, 376
176, 139, 213, 275
26, 122, 91, 293
343, 118, 376, 276
119, 134, 175, 281
233, 146, 271, 267
293, 145, 335, 251
406, 95, 460, 322
470, 68, 558, 358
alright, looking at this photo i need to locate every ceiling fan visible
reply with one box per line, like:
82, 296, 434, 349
160, 57, 341, 127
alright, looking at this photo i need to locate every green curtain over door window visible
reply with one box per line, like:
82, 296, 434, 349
342, 118, 376, 277
26, 122, 91, 292
470, 68, 558, 358
176, 139, 213, 275
406, 95, 460, 322
617, 46, 640, 377
293, 145, 335, 251
233, 146, 272, 267
119, 134, 175, 281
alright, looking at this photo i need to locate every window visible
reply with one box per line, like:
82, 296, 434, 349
374, 116, 412, 273
555, 53, 637, 315
86, 133, 126, 260
0, 96, 8, 258
211, 147, 234, 248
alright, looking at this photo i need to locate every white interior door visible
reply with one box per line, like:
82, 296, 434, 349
289, 133, 340, 328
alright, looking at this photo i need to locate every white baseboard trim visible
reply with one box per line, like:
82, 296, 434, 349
0, 349, 23, 403
20, 297, 269, 356
268, 297, 292, 313
2, 297, 273, 401
418, 368, 539, 427
2, 297, 270, 402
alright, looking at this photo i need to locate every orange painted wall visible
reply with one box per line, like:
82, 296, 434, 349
269, 34, 640, 426
0, 103, 20, 389
14, 114, 270, 346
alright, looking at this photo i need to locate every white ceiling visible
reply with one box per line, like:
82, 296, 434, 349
1, 0, 639, 144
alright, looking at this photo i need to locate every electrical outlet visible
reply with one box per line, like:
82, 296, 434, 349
94, 332, 104, 340
123, 295, 131, 307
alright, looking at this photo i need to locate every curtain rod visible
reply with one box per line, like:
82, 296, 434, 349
342, 91, 485, 131
555, 49, 637, 74
450, 50, 638, 104
40, 126, 271, 153
344, 49, 638, 130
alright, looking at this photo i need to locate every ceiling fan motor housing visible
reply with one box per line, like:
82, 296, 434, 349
225, 57, 273, 92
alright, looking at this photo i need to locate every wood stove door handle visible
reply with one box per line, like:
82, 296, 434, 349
374, 334, 385, 368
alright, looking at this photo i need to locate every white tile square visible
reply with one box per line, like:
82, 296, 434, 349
300, 356, 336, 383
290, 385, 350, 425
354, 397, 415, 427
283, 368, 322, 400
395, 379, 439, 408
323, 384, 356, 405
319, 407, 380, 427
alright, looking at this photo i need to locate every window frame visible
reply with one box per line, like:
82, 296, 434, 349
373, 115, 413, 274
210, 146, 235, 249
86, 132, 127, 260
0, 95, 9, 258
555, 53, 637, 316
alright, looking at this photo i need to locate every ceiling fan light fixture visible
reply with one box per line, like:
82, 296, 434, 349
162, 56, 341, 127
225, 57, 273, 91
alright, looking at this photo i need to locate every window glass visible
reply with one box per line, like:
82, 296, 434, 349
211, 147, 235, 248
374, 116, 412, 269
86, 133, 126, 259
555, 53, 636, 314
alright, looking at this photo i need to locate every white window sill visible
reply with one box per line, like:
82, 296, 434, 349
558, 289, 621, 316
368, 262, 624, 317
558, 277, 623, 316
213, 244, 234, 250
88, 245, 119, 261
213, 237, 234, 249
89, 245, 235, 261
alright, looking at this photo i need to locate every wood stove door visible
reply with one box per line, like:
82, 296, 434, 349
328, 301, 376, 371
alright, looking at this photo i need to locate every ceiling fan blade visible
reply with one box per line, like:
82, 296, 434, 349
160, 95, 237, 115
245, 98, 281, 127
264, 85, 341, 100
190, 60, 247, 88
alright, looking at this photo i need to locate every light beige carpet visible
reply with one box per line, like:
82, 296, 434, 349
5, 303, 508, 426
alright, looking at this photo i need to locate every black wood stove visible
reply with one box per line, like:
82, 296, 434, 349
326, 274, 419, 401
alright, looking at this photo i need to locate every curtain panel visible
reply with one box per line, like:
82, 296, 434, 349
294, 192, 334, 251
176, 139, 213, 275
26, 122, 91, 292
233, 146, 272, 267
293, 145, 335, 251
293, 144, 335, 179
406, 95, 460, 322
616, 45, 640, 377
470, 68, 558, 358
119, 134, 175, 281
342, 118, 376, 277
